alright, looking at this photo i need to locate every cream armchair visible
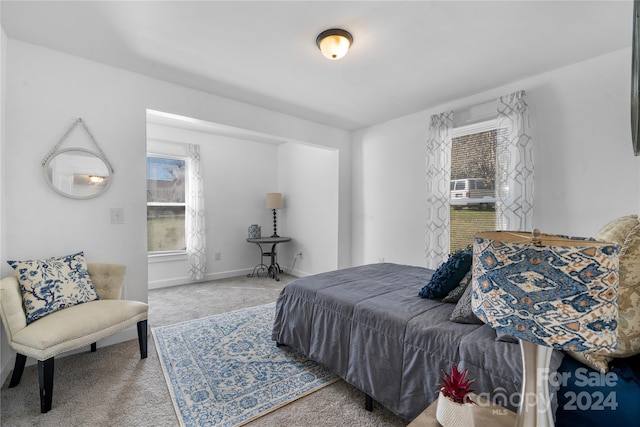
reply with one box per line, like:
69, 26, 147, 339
0, 263, 148, 413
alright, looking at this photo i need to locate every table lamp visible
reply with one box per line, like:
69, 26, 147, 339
471, 230, 619, 427
266, 192, 283, 237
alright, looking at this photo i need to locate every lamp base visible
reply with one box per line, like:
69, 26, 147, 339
516, 340, 554, 427
271, 209, 279, 238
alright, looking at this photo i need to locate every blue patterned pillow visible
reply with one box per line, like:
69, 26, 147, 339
7, 251, 100, 324
419, 247, 473, 299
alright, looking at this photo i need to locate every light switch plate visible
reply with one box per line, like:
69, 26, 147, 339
111, 208, 124, 224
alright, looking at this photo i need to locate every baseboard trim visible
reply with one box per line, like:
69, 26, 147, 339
148, 268, 255, 289
204, 268, 254, 282
288, 268, 310, 278
148, 275, 191, 290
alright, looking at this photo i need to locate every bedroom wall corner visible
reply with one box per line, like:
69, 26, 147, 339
277, 142, 340, 276
350, 111, 429, 267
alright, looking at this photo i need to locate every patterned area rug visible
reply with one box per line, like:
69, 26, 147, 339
152, 302, 339, 427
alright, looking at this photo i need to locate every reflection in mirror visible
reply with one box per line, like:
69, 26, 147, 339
43, 148, 113, 199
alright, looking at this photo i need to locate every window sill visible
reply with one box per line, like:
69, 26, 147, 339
148, 252, 188, 263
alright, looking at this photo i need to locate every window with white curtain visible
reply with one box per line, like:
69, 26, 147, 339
146, 155, 188, 253
425, 90, 533, 268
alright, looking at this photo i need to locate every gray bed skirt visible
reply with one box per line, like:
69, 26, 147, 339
272, 263, 563, 421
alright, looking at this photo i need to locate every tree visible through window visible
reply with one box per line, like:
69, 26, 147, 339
147, 156, 187, 253
450, 122, 497, 252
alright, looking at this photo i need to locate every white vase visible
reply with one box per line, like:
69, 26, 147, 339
435, 393, 474, 427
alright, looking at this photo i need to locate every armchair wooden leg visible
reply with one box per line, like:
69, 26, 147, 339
8, 353, 27, 388
137, 320, 148, 359
38, 357, 54, 413
90, 342, 97, 352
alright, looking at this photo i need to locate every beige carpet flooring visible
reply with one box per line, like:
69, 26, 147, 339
0, 274, 408, 426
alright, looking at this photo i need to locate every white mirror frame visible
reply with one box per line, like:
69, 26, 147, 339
43, 147, 113, 200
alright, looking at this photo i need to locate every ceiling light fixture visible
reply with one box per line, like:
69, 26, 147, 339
316, 28, 353, 60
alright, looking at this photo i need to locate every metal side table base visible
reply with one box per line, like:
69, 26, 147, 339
246, 237, 291, 281
248, 263, 269, 278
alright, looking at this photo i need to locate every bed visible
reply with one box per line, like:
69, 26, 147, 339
271, 262, 565, 421
272, 262, 640, 424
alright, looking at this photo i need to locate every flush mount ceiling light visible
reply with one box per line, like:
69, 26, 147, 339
316, 28, 353, 60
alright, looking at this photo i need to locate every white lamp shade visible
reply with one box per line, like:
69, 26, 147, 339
471, 230, 619, 353
266, 193, 283, 210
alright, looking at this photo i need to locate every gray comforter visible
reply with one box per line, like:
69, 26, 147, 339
272, 263, 564, 421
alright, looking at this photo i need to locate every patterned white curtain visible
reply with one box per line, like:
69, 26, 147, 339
495, 90, 534, 231
186, 143, 207, 281
425, 111, 454, 269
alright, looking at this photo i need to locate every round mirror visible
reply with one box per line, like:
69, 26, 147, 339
43, 148, 113, 199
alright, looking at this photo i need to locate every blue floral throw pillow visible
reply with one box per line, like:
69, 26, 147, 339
7, 251, 100, 324
419, 247, 473, 299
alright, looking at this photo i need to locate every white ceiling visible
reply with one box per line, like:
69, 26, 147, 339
1, 1, 634, 130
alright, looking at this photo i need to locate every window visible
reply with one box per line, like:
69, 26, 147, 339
449, 120, 497, 252
147, 156, 187, 253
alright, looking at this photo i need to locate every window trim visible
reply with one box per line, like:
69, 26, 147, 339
452, 118, 497, 139
148, 251, 188, 262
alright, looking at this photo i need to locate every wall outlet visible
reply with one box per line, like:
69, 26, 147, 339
214, 251, 222, 260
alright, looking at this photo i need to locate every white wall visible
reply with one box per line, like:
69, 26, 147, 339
1, 39, 351, 381
352, 48, 640, 266
277, 142, 339, 276
0, 0, 5, 267
0, 13, 8, 384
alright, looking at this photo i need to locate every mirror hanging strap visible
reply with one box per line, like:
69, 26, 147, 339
41, 118, 115, 173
